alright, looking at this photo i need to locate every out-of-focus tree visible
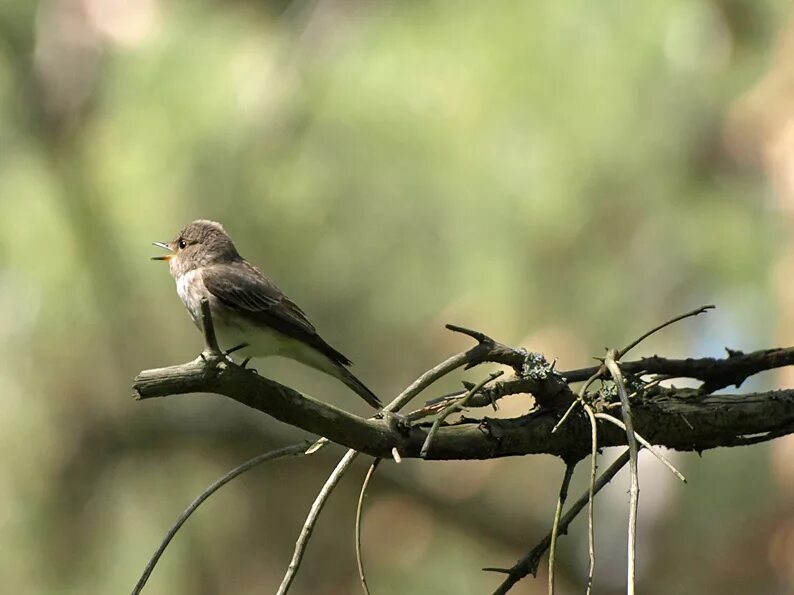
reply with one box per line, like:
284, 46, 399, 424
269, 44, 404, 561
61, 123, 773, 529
0, 0, 791, 593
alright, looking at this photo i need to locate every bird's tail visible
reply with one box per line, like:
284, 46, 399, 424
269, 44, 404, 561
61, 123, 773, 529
334, 364, 382, 409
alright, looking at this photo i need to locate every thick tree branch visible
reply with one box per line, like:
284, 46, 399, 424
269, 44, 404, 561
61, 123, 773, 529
133, 354, 794, 461
133, 301, 794, 460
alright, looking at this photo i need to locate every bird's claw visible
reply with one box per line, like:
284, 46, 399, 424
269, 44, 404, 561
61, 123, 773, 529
378, 411, 410, 433
223, 343, 249, 357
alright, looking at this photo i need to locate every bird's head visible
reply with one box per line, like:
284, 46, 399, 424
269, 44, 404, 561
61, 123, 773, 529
152, 219, 241, 277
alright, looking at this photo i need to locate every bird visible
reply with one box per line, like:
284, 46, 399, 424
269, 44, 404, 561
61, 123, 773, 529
152, 219, 381, 409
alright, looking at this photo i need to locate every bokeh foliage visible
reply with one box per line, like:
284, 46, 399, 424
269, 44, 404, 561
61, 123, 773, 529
0, 0, 790, 593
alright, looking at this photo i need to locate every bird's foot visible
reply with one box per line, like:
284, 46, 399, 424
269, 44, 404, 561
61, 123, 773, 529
222, 343, 258, 372
377, 410, 410, 433
199, 350, 223, 365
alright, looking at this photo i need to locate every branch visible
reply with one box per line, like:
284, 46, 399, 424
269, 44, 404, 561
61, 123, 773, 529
604, 351, 639, 595
133, 351, 794, 459
131, 442, 308, 595
548, 463, 576, 594
356, 458, 381, 595
136, 308, 794, 460
560, 346, 794, 391
277, 450, 359, 594
487, 450, 633, 594
583, 404, 598, 595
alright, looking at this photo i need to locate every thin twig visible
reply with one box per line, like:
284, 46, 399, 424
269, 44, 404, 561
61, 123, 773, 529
420, 371, 503, 458
582, 404, 598, 595
131, 442, 308, 595
618, 304, 715, 359
278, 450, 359, 594
595, 413, 686, 483
552, 369, 602, 433
487, 450, 633, 595
355, 459, 381, 595
389, 347, 484, 413
604, 351, 639, 595
604, 376, 667, 411
548, 463, 576, 595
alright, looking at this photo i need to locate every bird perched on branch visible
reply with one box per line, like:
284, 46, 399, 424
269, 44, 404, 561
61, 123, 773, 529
152, 219, 381, 409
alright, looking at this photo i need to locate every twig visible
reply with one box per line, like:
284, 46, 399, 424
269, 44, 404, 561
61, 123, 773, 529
618, 304, 714, 359
445, 323, 492, 344
595, 413, 686, 483
404, 400, 448, 423
131, 442, 308, 595
548, 463, 576, 595
280, 450, 360, 593
390, 328, 495, 412
278, 450, 359, 595
420, 371, 503, 458
356, 459, 381, 595
604, 351, 639, 595
582, 404, 598, 595
487, 450, 633, 594
552, 370, 603, 433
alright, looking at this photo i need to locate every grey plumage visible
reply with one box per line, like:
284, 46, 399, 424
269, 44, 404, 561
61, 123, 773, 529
154, 219, 381, 409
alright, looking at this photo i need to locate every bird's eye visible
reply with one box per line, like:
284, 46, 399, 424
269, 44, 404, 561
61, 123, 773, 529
178, 239, 187, 249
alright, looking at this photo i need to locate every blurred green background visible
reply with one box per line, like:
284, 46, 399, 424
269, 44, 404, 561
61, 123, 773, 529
2, 0, 794, 593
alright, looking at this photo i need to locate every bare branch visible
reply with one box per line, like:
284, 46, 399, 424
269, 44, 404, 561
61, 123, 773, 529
356, 458, 381, 595
548, 463, 576, 595
604, 351, 638, 595
131, 442, 308, 595
486, 450, 633, 594
278, 450, 359, 595
552, 369, 602, 433
560, 346, 794, 391
595, 413, 685, 483
133, 352, 794, 459
617, 304, 714, 359
583, 404, 598, 595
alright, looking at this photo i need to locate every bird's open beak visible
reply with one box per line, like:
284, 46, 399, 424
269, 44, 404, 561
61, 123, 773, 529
151, 242, 173, 261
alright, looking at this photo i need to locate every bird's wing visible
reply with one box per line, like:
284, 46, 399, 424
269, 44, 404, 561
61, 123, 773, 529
201, 262, 352, 366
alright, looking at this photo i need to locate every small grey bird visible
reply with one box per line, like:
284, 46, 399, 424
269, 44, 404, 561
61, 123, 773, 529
152, 219, 381, 409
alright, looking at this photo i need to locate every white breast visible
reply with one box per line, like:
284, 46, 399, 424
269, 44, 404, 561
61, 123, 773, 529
176, 270, 204, 326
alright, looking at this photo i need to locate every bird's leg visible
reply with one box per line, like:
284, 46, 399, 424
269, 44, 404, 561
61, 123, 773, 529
224, 342, 249, 357
378, 410, 410, 433
222, 343, 257, 372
